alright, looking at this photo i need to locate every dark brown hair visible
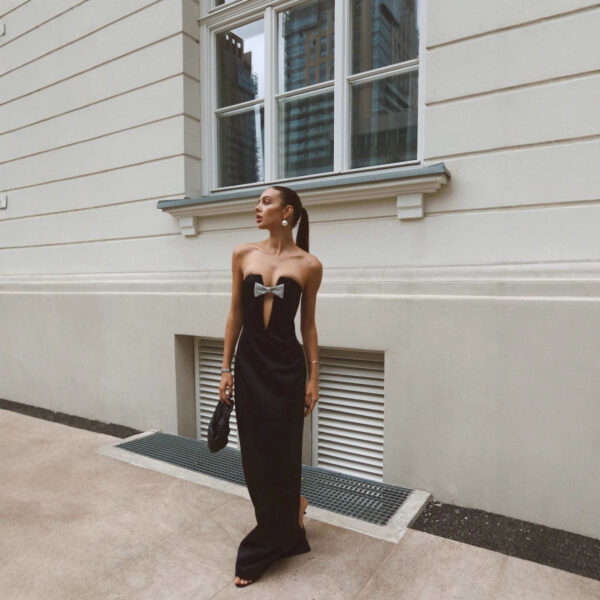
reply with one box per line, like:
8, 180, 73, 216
269, 185, 309, 252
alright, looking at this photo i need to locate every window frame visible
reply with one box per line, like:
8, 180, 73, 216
199, 0, 423, 195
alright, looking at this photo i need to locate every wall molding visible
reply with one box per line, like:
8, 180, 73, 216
2, 261, 600, 297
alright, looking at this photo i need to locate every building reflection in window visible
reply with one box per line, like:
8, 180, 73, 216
216, 19, 264, 186
350, 0, 419, 167
278, 0, 334, 178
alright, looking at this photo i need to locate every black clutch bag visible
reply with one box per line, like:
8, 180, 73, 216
207, 399, 234, 453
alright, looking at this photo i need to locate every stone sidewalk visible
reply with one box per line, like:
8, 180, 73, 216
1, 408, 599, 600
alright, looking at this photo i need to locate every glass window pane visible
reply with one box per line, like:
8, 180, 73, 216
216, 19, 264, 108
352, 0, 419, 75
279, 92, 334, 178
215, 0, 239, 6
350, 71, 418, 168
278, 0, 335, 93
218, 107, 264, 187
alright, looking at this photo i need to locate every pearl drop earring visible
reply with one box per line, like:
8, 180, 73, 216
282, 218, 288, 226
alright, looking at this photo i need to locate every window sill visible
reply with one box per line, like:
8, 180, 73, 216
156, 162, 450, 236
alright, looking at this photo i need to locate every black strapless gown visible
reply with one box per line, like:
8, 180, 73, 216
233, 273, 311, 580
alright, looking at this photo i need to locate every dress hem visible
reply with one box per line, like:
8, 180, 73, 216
234, 525, 311, 579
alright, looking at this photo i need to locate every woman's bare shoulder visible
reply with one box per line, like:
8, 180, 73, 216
231, 243, 257, 275
300, 252, 322, 287
302, 251, 322, 271
233, 242, 259, 257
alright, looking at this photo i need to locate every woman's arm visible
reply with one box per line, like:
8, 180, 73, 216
219, 245, 245, 405
300, 258, 323, 416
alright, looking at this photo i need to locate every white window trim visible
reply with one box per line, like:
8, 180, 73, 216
198, 0, 426, 195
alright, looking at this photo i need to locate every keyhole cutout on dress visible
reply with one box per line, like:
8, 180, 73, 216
262, 292, 274, 332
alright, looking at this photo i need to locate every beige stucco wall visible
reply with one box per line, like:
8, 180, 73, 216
1, 0, 599, 539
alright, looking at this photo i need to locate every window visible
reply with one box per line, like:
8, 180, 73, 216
204, 0, 420, 190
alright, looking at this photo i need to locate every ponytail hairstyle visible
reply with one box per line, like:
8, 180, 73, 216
270, 185, 309, 252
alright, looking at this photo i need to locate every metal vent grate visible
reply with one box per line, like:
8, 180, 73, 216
117, 432, 411, 526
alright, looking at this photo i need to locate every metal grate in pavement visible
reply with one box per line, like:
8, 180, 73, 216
117, 431, 412, 526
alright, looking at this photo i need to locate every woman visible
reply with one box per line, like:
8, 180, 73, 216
218, 185, 323, 587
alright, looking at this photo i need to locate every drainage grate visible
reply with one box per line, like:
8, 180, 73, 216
117, 432, 412, 526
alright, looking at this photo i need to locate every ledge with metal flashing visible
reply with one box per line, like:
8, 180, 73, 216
156, 162, 451, 237
96, 429, 431, 543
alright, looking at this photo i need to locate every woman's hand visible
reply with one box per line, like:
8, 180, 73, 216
219, 373, 234, 406
304, 378, 319, 417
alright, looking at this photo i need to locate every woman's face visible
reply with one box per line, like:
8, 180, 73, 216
255, 188, 282, 229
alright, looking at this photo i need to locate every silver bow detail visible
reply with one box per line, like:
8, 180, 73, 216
254, 281, 284, 299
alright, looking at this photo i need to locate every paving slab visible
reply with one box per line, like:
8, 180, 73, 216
1, 408, 599, 600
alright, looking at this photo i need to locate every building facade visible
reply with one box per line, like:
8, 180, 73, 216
1, 0, 599, 539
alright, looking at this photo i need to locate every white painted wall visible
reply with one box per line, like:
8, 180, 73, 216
1, 0, 599, 539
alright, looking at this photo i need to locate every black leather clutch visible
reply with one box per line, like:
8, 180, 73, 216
208, 400, 234, 453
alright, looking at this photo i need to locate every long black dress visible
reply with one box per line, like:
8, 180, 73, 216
233, 272, 311, 580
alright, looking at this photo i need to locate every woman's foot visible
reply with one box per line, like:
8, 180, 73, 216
299, 495, 308, 528
234, 576, 253, 587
